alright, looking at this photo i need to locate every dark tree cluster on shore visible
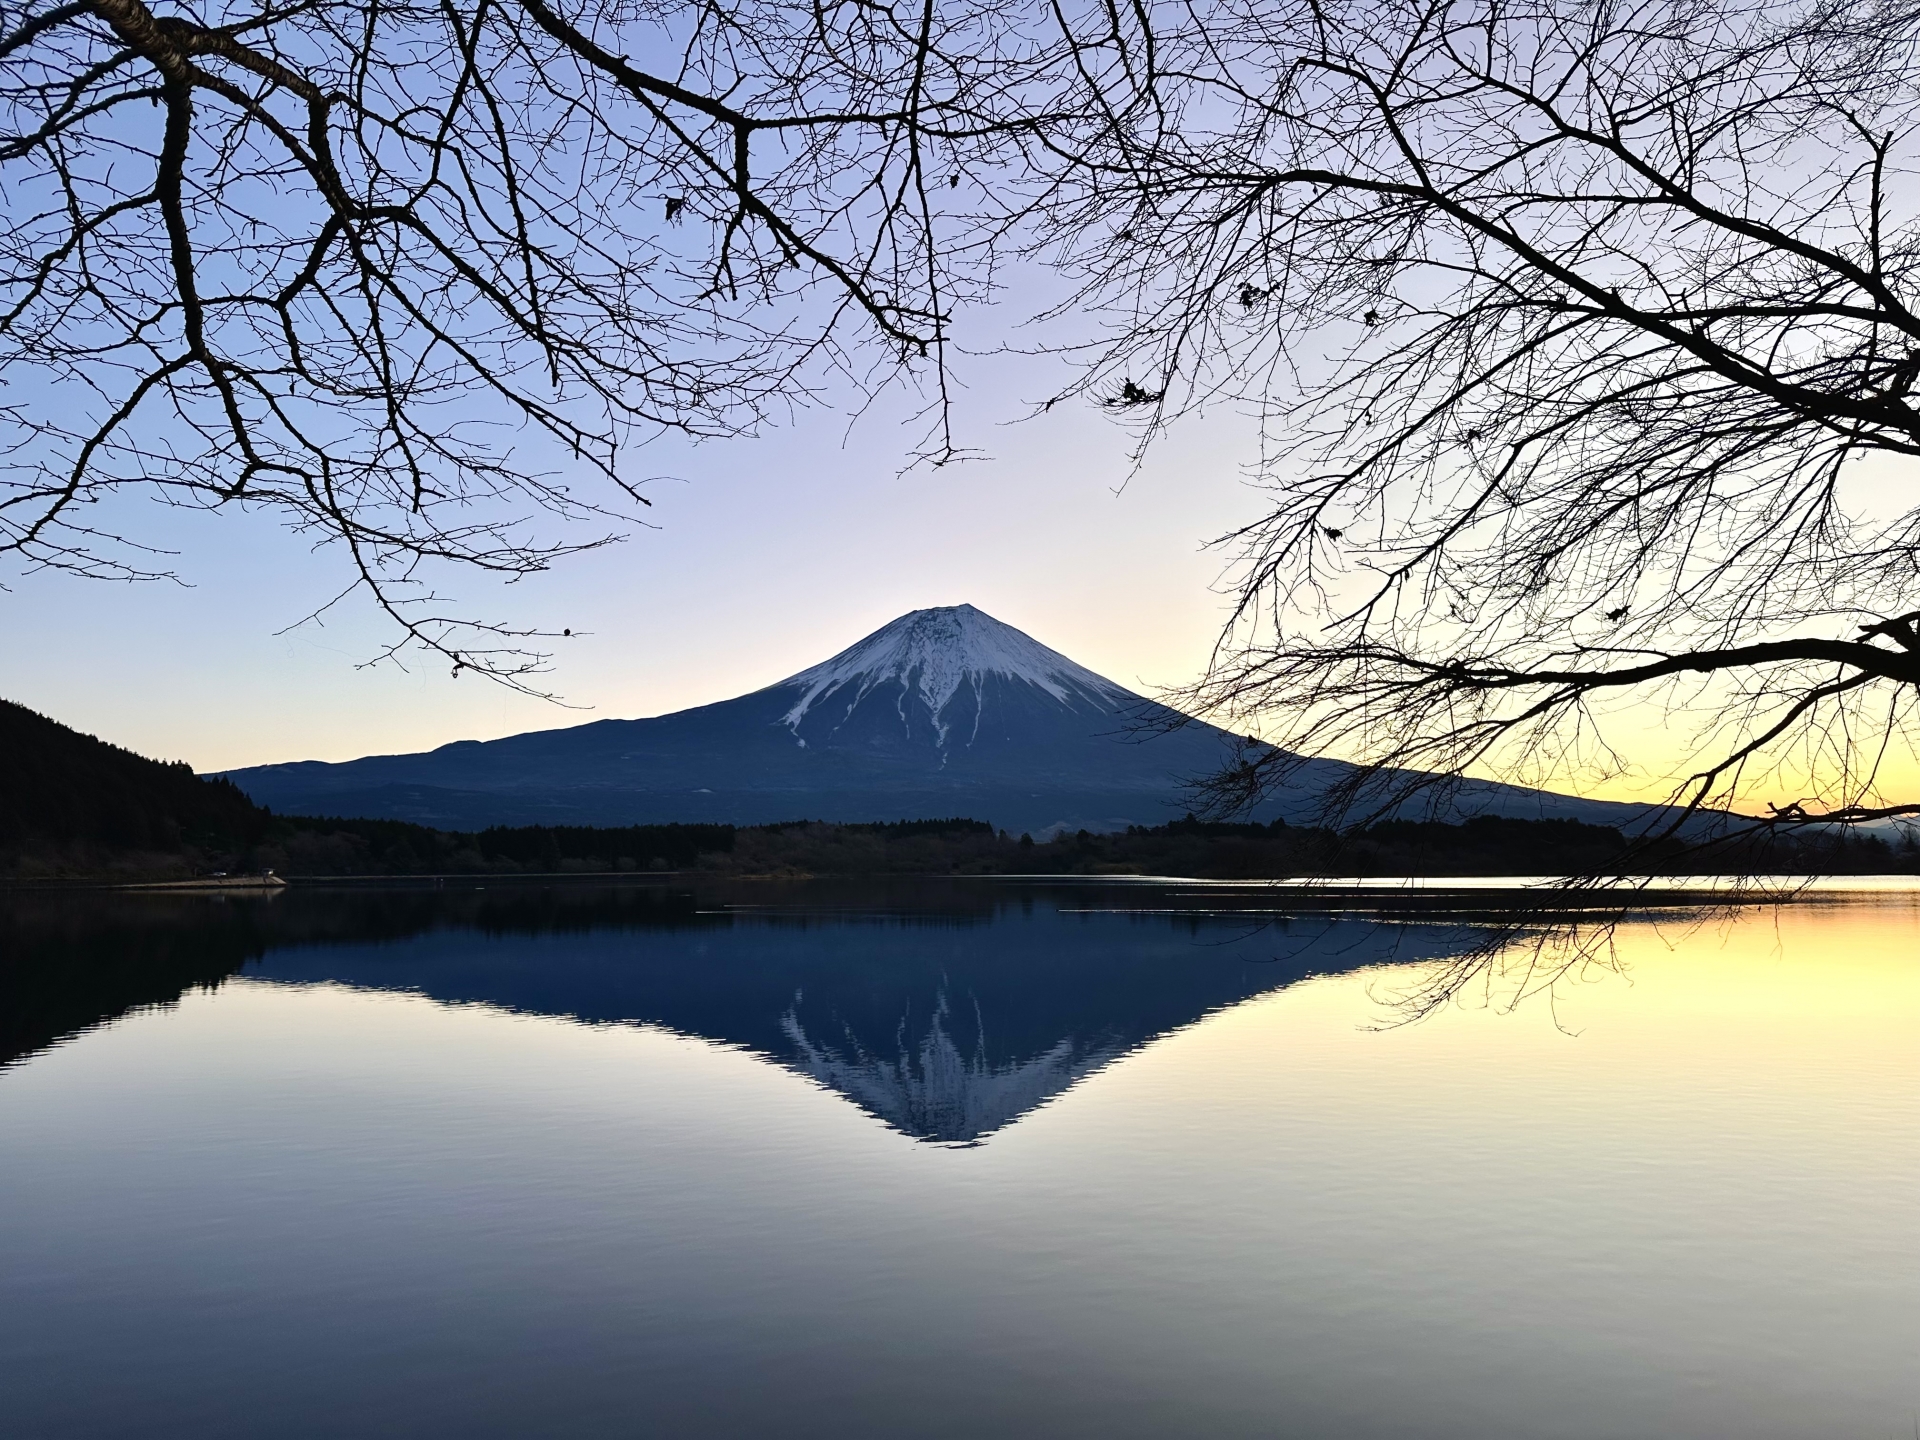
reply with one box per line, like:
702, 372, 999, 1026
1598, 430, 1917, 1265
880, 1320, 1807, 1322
700, 814, 1918, 880
0, 699, 260, 872
231, 810, 1920, 879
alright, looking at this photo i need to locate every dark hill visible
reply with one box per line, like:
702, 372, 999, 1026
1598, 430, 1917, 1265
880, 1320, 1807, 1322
0, 700, 262, 865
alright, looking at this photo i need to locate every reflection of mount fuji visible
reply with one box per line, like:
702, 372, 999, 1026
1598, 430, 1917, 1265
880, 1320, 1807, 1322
778, 991, 1131, 1145
246, 884, 1482, 1143
2, 883, 1484, 1143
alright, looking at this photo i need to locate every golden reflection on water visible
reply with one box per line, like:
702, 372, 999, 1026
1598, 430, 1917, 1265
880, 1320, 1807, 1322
993, 896, 1919, 1438
1114, 895, 1920, 1129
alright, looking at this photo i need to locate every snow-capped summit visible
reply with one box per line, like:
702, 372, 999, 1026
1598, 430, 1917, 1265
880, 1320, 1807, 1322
774, 604, 1131, 746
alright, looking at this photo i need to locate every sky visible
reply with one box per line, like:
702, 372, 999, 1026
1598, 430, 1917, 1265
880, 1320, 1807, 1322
0, 340, 1268, 774
4, 299, 1915, 813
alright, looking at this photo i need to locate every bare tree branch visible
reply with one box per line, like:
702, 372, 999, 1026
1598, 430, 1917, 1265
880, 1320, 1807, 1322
0, 0, 1049, 685
1020, 0, 1920, 836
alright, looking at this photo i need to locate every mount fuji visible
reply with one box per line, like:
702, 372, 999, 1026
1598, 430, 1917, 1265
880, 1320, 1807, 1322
223, 603, 1657, 834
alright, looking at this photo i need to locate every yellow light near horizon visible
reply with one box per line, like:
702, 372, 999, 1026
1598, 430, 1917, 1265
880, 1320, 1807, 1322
1073, 895, 1920, 1128
1455, 711, 1920, 814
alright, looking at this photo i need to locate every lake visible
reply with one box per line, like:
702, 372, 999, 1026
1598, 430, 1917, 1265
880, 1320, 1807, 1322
1, 878, 1914, 1438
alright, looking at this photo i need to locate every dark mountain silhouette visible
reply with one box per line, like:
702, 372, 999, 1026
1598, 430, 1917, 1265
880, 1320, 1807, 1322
223, 604, 1669, 835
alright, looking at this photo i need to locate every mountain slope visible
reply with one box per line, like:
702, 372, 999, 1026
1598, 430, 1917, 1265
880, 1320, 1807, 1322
224, 604, 1666, 834
1, 699, 261, 857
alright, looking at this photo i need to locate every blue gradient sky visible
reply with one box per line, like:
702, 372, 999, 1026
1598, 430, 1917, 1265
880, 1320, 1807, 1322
2, 341, 1264, 773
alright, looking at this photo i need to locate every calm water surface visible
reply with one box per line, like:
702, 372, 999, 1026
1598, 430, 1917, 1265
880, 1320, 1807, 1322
1, 880, 1914, 1438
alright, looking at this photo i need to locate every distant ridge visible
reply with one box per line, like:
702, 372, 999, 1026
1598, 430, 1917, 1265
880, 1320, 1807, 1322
223, 604, 1672, 835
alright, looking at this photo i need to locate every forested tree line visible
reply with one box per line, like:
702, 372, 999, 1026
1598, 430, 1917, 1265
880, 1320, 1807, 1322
710, 814, 1918, 878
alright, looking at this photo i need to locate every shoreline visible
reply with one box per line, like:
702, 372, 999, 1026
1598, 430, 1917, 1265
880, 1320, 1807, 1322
5, 870, 1919, 905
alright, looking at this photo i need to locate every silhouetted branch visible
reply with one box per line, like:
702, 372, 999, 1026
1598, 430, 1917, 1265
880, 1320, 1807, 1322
0, 0, 1047, 683
1020, 0, 1920, 832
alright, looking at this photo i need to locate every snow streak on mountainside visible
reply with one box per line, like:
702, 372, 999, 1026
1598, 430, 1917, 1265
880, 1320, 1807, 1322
773, 604, 1133, 748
